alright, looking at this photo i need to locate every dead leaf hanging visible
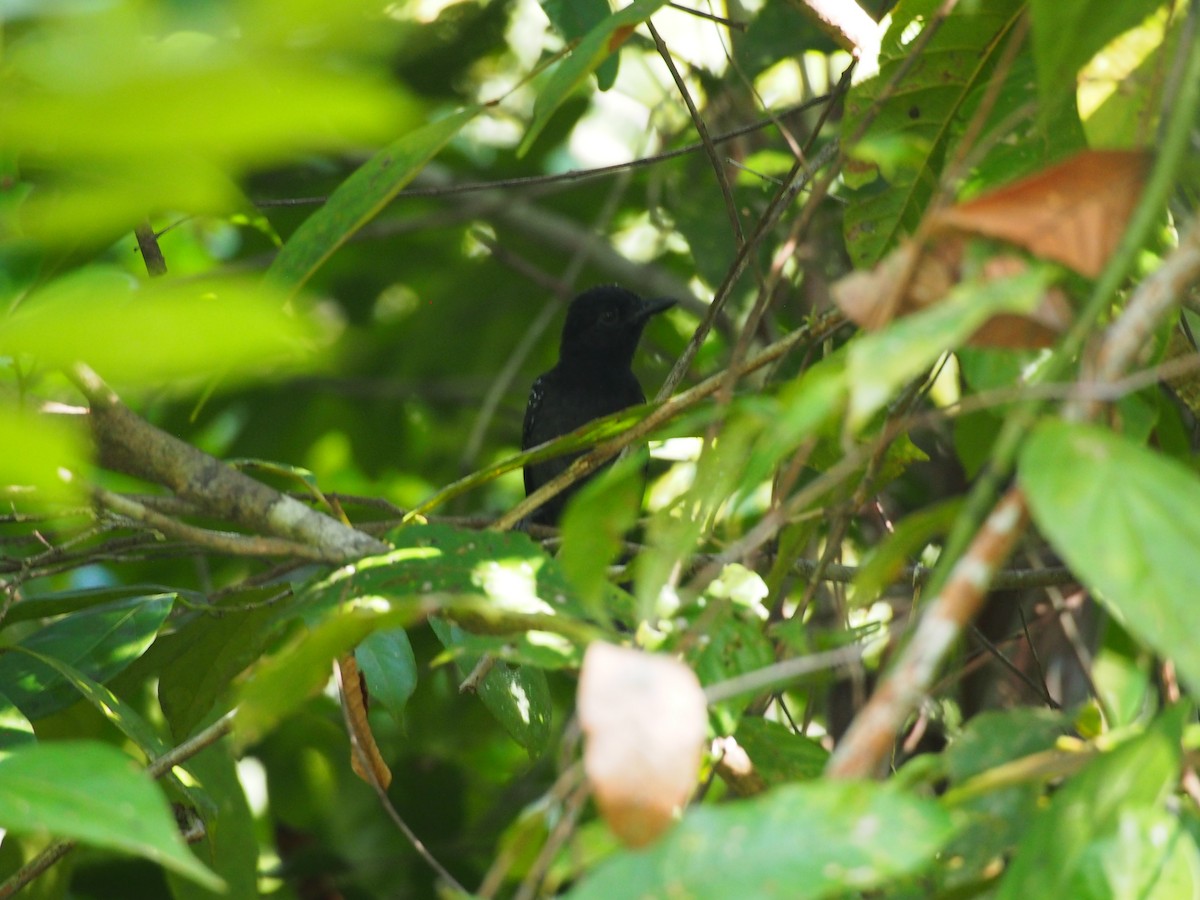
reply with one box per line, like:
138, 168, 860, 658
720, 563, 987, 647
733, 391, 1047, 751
930, 149, 1149, 278
577, 641, 707, 848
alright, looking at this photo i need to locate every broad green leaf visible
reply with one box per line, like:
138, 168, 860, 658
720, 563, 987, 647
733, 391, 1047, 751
732, 718, 829, 784
0, 405, 88, 504
429, 618, 553, 755
518, 0, 670, 156
0, 741, 223, 890
158, 602, 279, 740
940, 708, 1072, 890
164, 739, 258, 900
2, 6, 412, 241
846, 267, 1051, 428
842, 0, 1026, 266
0, 594, 174, 720
10, 647, 169, 760
558, 451, 645, 615
1030, 0, 1162, 123
997, 705, 1190, 897
355, 628, 419, 729
0, 697, 34, 751
297, 523, 592, 631
1019, 420, 1200, 693
267, 107, 481, 293
540, 0, 620, 90
0, 270, 322, 386
3, 584, 190, 626
568, 781, 955, 899
233, 598, 426, 747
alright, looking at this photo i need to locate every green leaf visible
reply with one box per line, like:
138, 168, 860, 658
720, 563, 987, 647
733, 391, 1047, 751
997, 705, 1192, 897
0, 405, 88, 505
299, 523, 590, 626
164, 739, 258, 900
355, 628, 419, 729
428, 618, 553, 755
518, 0, 670, 156
0, 741, 223, 890
0, 270, 322, 386
732, 718, 829, 784
568, 781, 955, 899
10, 647, 169, 760
267, 107, 481, 293
540, 0, 620, 90
846, 267, 1051, 428
158, 602, 279, 740
233, 598, 426, 748
842, 0, 1026, 266
1019, 421, 1200, 693
558, 451, 645, 615
0, 594, 174, 721
1030, 0, 1163, 123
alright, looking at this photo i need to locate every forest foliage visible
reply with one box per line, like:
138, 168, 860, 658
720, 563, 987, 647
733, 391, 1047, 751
2, 0, 1200, 898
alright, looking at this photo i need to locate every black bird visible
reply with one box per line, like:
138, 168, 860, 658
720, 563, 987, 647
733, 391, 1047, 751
522, 285, 676, 527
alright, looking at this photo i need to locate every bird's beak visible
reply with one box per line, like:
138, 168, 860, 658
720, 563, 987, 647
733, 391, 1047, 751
638, 296, 677, 320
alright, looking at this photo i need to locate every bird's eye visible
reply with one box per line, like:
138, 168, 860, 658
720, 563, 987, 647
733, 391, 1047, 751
599, 309, 619, 324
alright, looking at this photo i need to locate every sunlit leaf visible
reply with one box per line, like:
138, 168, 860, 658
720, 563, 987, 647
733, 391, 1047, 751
0, 405, 88, 504
0, 269, 324, 386
518, 0, 669, 156
569, 780, 955, 898
846, 267, 1051, 427
1020, 421, 1200, 693
996, 705, 1193, 897
0, 741, 223, 890
429, 617, 554, 755
233, 598, 426, 747
842, 0, 1026, 266
0, 594, 174, 721
268, 107, 481, 293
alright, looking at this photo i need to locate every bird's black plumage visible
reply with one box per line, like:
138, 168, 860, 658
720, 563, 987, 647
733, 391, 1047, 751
522, 285, 675, 526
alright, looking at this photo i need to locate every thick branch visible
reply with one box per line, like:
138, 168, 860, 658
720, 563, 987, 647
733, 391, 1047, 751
79, 367, 386, 563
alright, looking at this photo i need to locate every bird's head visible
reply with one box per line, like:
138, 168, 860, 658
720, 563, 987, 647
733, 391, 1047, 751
559, 285, 675, 369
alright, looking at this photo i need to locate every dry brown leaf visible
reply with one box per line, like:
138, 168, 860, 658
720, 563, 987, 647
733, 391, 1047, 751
338, 654, 392, 790
833, 238, 963, 329
931, 149, 1149, 278
577, 642, 707, 848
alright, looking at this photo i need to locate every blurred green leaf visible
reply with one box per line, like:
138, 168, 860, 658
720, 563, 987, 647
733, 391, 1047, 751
558, 451, 645, 615
540, 0, 620, 90
233, 597, 426, 748
997, 705, 1194, 897
847, 267, 1051, 428
429, 618, 553, 755
2, 4, 412, 241
519, 0, 669, 156
268, 107, 481, 293
0, 741, 223, 890
733, 718, 829, 784
0, 270, 323, 386
842, 0, 1026, 266
1020, 421, 1200, 694
355, 628, 419, 729
158, 602, 279, 741
0, 594, 174, 720
1030, 0, 1162, 124
569, 781, 956, 899
0, 405, 88, 505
